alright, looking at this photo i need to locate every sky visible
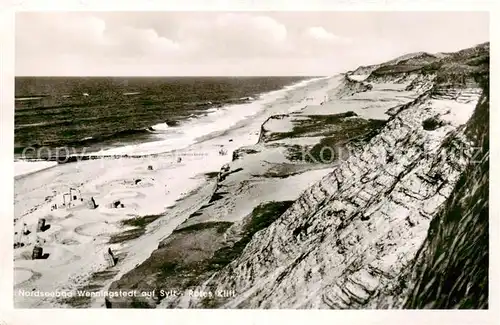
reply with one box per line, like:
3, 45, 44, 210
15, 11, 489, 76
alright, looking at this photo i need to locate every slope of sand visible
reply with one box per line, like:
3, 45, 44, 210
104, 72, 431, 308
15, 160, 58, 178
13, 76, 336, 308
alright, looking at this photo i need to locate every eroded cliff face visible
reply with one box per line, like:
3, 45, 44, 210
180, 43, 489, 309
103, 43, 488, 309
404, 80, 489, 309
186, 88, 480, 309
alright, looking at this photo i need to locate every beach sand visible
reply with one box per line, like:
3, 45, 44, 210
103, 72, 429, 308
13, 76, 336, 308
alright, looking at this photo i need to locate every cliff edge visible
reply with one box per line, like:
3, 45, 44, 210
105, 42, 489, 309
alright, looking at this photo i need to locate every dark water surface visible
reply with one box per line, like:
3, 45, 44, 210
15, 76, 309, 157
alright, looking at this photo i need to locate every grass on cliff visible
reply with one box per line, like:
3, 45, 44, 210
285, 118, 385, 162
265, 112, 358, 143
108, 214, 163, 244
206, 200, 294, 271
121, 214, 163, 228
158, 201, 294, 280
204, 172, 220, 179
172, 221, 233, 235
405, 145, 488, 309
110, 201, 294, 308
405, 58, 489, 309
61, 269, 119, 307
370, 43, 489, 89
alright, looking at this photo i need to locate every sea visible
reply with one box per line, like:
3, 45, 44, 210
15, 76, 312, 159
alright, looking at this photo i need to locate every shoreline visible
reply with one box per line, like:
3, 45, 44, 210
12, 40, 490, 310
103, 71, 428, 308
13, 76, 335, 308
13, 77, 326, 179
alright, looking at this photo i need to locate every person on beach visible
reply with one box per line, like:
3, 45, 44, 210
22, 223, 29, 235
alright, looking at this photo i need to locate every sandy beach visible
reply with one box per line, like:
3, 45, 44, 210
13, 76, 335, 308
98, 68, 436, 308
10, 11, 490, 318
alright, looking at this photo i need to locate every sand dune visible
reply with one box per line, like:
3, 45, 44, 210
13, 76, 335, 308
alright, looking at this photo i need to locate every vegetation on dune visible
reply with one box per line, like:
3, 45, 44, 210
121, 214, 163, 228
108, 214, 163, 244
422, 117, 445, 131
207, 201, 294, 269
109, 201, 294, 308
368, 42, 489, 89
159, 201, 294, 280
172, 221, 233, 234
283, 116, 385, 163
306, 119, 385, 162
204, 172, 220, 179
405, 119, 488, 308
404, 46, 489, 309
265, 112, 359, 143
108, 228, 145, 244
62, 269, 119, 307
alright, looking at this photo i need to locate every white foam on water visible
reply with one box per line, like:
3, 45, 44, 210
13, 77, 330, 178
150, 122, 170, 131
90, 77, 327, 157
15, 97, 43, 101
